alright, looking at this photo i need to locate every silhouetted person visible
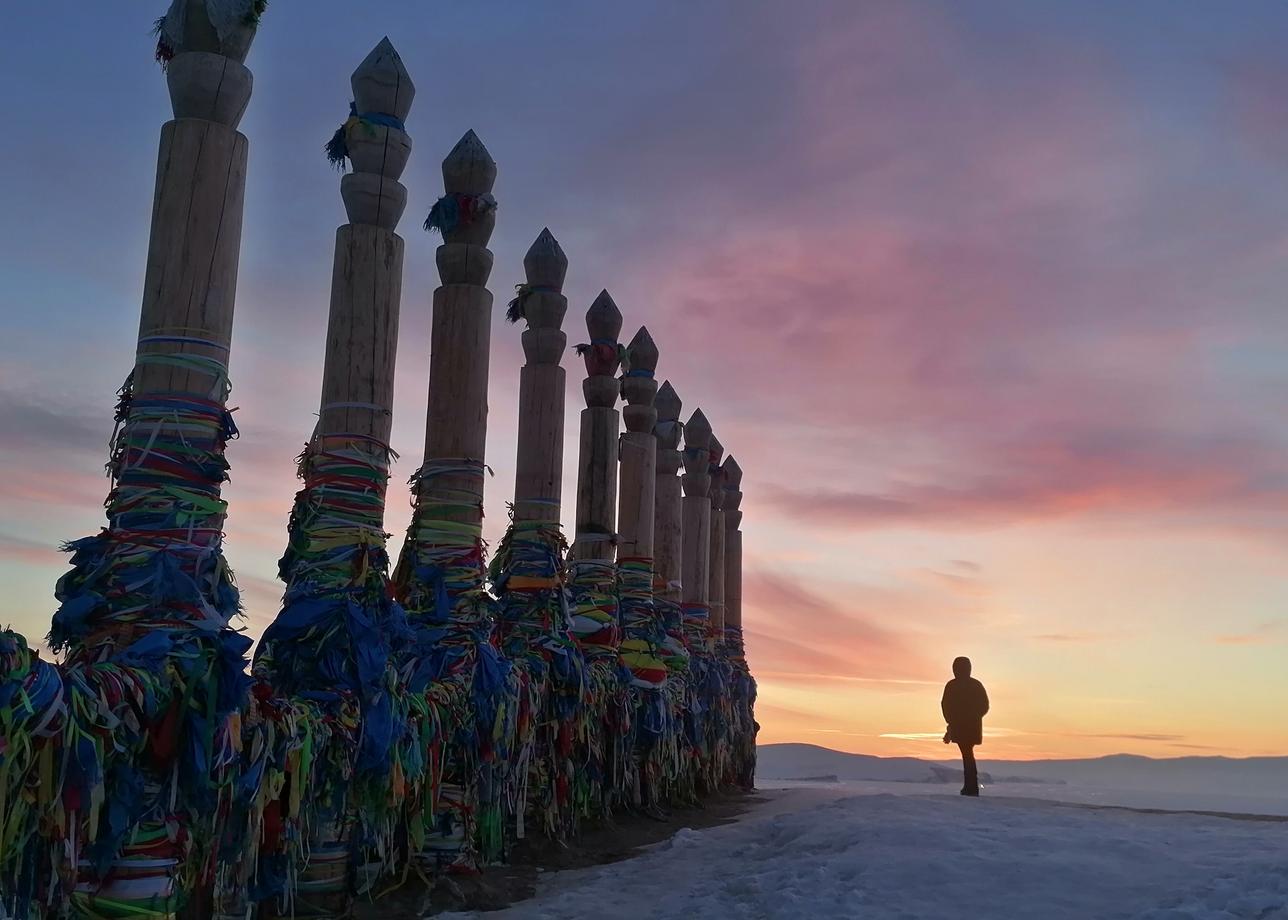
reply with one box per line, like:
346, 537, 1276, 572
941, 656, 989, 796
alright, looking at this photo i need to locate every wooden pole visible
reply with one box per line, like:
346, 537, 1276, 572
617, 328, 670, 809
680, 409, 713, 638
569, 291, 623, 567
722, 456, 743, 637
706, 434, 727, 638
650, 381, 694, 799
720, 454, 756, 789
566, 291, 625, 817
393, 129, 506, 867
42, 5, 262, 915
490, 229, 578, 841
510, 229, 568, 525
616, 327, 659, 562
678, 409, 715, 790
616, 328, 661, 658
394, 128, 498, 614
251, 39, 413, 914
652, 382, 684, 608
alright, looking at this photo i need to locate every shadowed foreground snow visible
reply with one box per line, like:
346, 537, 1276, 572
446, 785, 1288, 919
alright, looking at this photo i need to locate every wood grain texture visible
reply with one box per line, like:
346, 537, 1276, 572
617, 432, 656, 558
135, 118, 247, 399
570, 407, 619, 561
317, 224, 404, 442
681, 494, 711, 607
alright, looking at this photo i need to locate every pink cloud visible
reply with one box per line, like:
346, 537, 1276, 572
1031, 632, 1124, 644
759, 429, 1288, 529
743, 570, 938, 683
0, 534, 64, 567
1212, 621, 1285, 646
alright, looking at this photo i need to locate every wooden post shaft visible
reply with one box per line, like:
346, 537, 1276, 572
511, 230, 569, 524
397, 129, 498, 604
707, 435, 727, 635
652, 381, 684, 604
680, 409, 713, 629
723, 457, 743, 633
569, 291, 623, 564
616, 327, 659, 560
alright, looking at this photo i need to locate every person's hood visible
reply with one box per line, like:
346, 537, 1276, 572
952, 656, 971, 678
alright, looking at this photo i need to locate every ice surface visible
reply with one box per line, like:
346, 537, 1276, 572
445, 783, 1288, 919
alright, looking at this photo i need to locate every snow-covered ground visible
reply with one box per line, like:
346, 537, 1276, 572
452, 782, 1288, 919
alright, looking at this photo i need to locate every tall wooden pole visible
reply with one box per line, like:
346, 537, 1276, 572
651, 382, 695, 800
569, 291, 623, 568
35, 5, 262, 913
566, 291, 626, 816
617, 327, 660, 561
652, 382, 684, 612
706, 434, 727, 639
722, 456, 744, 641
394, 130, 510, 867
721, 455, 756, 789
652, 380, 690, 709
680, 409, 713, 648
705, 433, 730, 787
251, 38, 414, 913
567, 290, 623, 631
617, 328, 662, 693
508, 229, 568, 526
490, 229, 583, 840
617, 329, 672, 807
678, 409, 716, 791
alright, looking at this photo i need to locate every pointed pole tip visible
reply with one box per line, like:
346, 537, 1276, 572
589, 289, 619, 312
446, 129, 491, 159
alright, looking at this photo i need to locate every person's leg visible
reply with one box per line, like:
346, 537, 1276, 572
958, 742, 979, 795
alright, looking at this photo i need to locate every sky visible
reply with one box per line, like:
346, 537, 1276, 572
2, 1, 1287, 761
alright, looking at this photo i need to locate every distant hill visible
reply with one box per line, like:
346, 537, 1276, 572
757, 743, 1288, 797
757, 743, 1045, 786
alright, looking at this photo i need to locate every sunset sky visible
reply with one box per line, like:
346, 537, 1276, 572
2, 1, 1286, 760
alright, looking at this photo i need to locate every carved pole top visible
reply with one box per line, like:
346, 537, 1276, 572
653, 380, 683, 473
621, 326, 658, 433
724, 455, 744, 528
443, 130, 497, 195
624, 326, 659, 378
586, 290, 623, 341
708, 433, 726, 509
155, 0, 262, 64
681, 409, 712, 497
524, 227, 568, 292
655, 380, 682, 424
513, 228, 568, 363
352, 37, 415, 120
685, 409, 712, 451
579, 290, 622, 409
723, 454, 743, 489
708, 433, 725, 469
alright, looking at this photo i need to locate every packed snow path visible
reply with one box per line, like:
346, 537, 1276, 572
450, 786, 1288, 919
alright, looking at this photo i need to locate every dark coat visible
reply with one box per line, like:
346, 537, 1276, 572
941, 677, 989, 746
